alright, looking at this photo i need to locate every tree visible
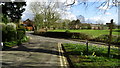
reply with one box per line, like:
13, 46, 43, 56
77, 15, 85, 23
1, 0, 26, 23
62, 19, 71, 29
30, 2, 60, 30
68, 19, 81, 29
65, 0, 118, 7
65, 0, 118, 13
34, 14, 44, 30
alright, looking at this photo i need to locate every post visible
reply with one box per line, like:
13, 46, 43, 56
86, 40, 88, 55
108, 19, 113, 57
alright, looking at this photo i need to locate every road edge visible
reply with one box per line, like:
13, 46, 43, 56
58, 42, 69, 68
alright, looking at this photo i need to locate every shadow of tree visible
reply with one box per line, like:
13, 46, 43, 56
3, 45, 60, 56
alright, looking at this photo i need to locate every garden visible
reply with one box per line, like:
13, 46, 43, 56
1, 23, 29, 50
62, 43, 120, 68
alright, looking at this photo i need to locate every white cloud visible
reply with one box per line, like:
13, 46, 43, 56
21, 0, 77, 21
86, 14, 117, 24
61, 11, 77, 20
105, 12, 111, 15
21, 12, 34, 21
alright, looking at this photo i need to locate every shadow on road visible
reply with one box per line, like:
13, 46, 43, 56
3, 45, 61, 56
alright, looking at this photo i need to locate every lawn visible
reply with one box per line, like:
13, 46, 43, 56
63, 43, 120, 67
48, 29, 119, 38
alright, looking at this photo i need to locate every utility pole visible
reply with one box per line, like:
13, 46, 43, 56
107, 19, 113, 57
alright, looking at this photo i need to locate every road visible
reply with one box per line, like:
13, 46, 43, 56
2, 31, 115, 68
2, 31, 83, 68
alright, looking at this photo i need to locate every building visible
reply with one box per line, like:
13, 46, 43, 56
22, 19, 34, 31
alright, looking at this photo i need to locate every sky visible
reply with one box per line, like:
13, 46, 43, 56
21, 0, 118, 25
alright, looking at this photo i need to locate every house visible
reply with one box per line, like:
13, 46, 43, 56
90, 24, 105, 30
22, 19, 34, 31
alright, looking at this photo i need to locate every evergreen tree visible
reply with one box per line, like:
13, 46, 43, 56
1, 0, 26, 23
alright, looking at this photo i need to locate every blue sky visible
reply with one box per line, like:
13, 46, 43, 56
69, 2, 118, 24
21, 0, 118, 25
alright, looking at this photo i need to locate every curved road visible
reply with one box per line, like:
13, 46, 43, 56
2, 31, 84, 68
2, 31, 116, 68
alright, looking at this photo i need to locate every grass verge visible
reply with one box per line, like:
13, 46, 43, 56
63, 43, 120, 68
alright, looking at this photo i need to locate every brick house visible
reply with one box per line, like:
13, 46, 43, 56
22, 19, 34, 31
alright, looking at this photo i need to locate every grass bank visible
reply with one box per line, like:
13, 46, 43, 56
63, 43, 120, 68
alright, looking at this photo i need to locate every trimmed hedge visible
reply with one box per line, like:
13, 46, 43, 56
34, 30, 119, 45
34, 31, 92, 40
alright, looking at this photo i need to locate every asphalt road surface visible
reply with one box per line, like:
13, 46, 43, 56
2, 31, 113, 68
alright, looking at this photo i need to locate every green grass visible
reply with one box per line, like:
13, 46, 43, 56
64, 43, 120, 57
48, 29, 119, 38
3, 36, 29, 47
70, 55, 120, 67
63, 43, 120, 67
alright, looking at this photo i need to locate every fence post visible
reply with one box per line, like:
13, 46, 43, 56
86, 40, 89, 55
107, 19, 113, 57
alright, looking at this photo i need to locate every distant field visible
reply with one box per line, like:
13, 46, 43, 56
48, 29, 119, 38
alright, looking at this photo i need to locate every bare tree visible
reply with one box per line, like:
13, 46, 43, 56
30, 2, 60, 30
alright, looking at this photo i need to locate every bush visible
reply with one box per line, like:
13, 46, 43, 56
6, 23, 16, 31
92, 35, 120, 45
34, 31, 92, 40
94, 35, 109, 42
1, 23, 17, 42
69, 33, 92, 40
0, 23, 6, 31
1, 23, 28, 49
65, 30, 70, 33
7, 30, 17, 42
0, 23, 7, 42
17, 28, 26, 40
5, 23, 17, 42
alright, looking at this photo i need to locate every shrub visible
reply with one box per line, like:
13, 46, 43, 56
0, 23, 6, 31
92, 35, 120, 45
6, 23, 16, 31
0, 23, 7, 42
17, 28, 26, 40
7, 30, 17, 42
95, 35, 109, 42
65, 30, 70, 33
70, 33, 92, 40
1, 23, 17, 42
34, 29, 46, 35
5, 23, 17, 42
